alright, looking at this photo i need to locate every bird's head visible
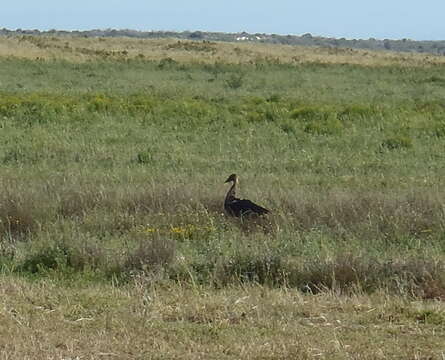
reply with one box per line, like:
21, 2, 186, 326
225, 173, 238, 183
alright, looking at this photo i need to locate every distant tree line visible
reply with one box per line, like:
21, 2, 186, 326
1, 28, 445, 55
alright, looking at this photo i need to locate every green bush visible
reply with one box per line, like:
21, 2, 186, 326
337, 104, 378, 121
225, 73, 245, 89
19, 244, 70, 273
304, 117, 343, 135
158, 57, 177, 69
381, 136, 413, 150
290, 106, 321, 120
136, 150, 154, 164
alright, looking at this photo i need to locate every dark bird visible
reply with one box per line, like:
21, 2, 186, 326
224, 174, 270, 217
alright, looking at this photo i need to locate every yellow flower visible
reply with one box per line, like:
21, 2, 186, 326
171, 226, 186, 234
138, 225, 158, 233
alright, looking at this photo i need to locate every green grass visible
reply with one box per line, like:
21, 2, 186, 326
1, 56, 445, 285
1, 39, 445, 358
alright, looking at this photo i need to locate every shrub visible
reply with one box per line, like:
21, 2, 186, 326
158, 57, 177, 69
290, 106, 321, 120
381, 136, 413, 150
19, 243, 70, 273
337, 104, 378, 121
303, 114, 343, 135
225, 73, 245, 89
246, 111, 264, 123
430, 122, 445, 137
424, 76, 445, 85
280, 122, 298, 135
165, 40, 216, 53
136, 150, 154, 164
267, 94, 281, 103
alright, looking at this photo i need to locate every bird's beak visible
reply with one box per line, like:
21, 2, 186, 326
224, 178, 230, 183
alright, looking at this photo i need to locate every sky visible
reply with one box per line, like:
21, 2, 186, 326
3, 1, 445, 41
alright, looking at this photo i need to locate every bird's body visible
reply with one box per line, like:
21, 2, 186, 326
224, 174, 269, 217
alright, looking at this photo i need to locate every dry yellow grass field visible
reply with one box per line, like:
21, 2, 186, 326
1, 34, 445, 66
1, 276, 445, 359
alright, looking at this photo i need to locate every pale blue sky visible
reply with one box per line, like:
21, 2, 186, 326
4, 1, 445, 40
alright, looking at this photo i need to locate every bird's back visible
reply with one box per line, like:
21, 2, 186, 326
225, 198, 269, 217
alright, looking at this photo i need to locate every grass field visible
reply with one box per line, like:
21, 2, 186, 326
1, 35, 445, 358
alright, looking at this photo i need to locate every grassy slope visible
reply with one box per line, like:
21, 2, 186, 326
1, 36, 445, 358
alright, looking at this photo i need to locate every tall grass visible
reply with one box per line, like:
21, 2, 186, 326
0, 42, 445, 298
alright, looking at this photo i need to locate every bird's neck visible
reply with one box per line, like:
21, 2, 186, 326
225, 180, 237, 203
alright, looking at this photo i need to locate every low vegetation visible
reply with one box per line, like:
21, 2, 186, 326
1, 35, 445, 358
3, 27, 445, 55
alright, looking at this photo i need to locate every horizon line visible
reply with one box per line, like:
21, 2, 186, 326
2, 27, 443, 43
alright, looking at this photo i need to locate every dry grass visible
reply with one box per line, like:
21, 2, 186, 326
3, 179, 445, 242
1, 35, 445, 66
276, 189, 445, 239
1, 276, 445, 359
123, 236, 176, 273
